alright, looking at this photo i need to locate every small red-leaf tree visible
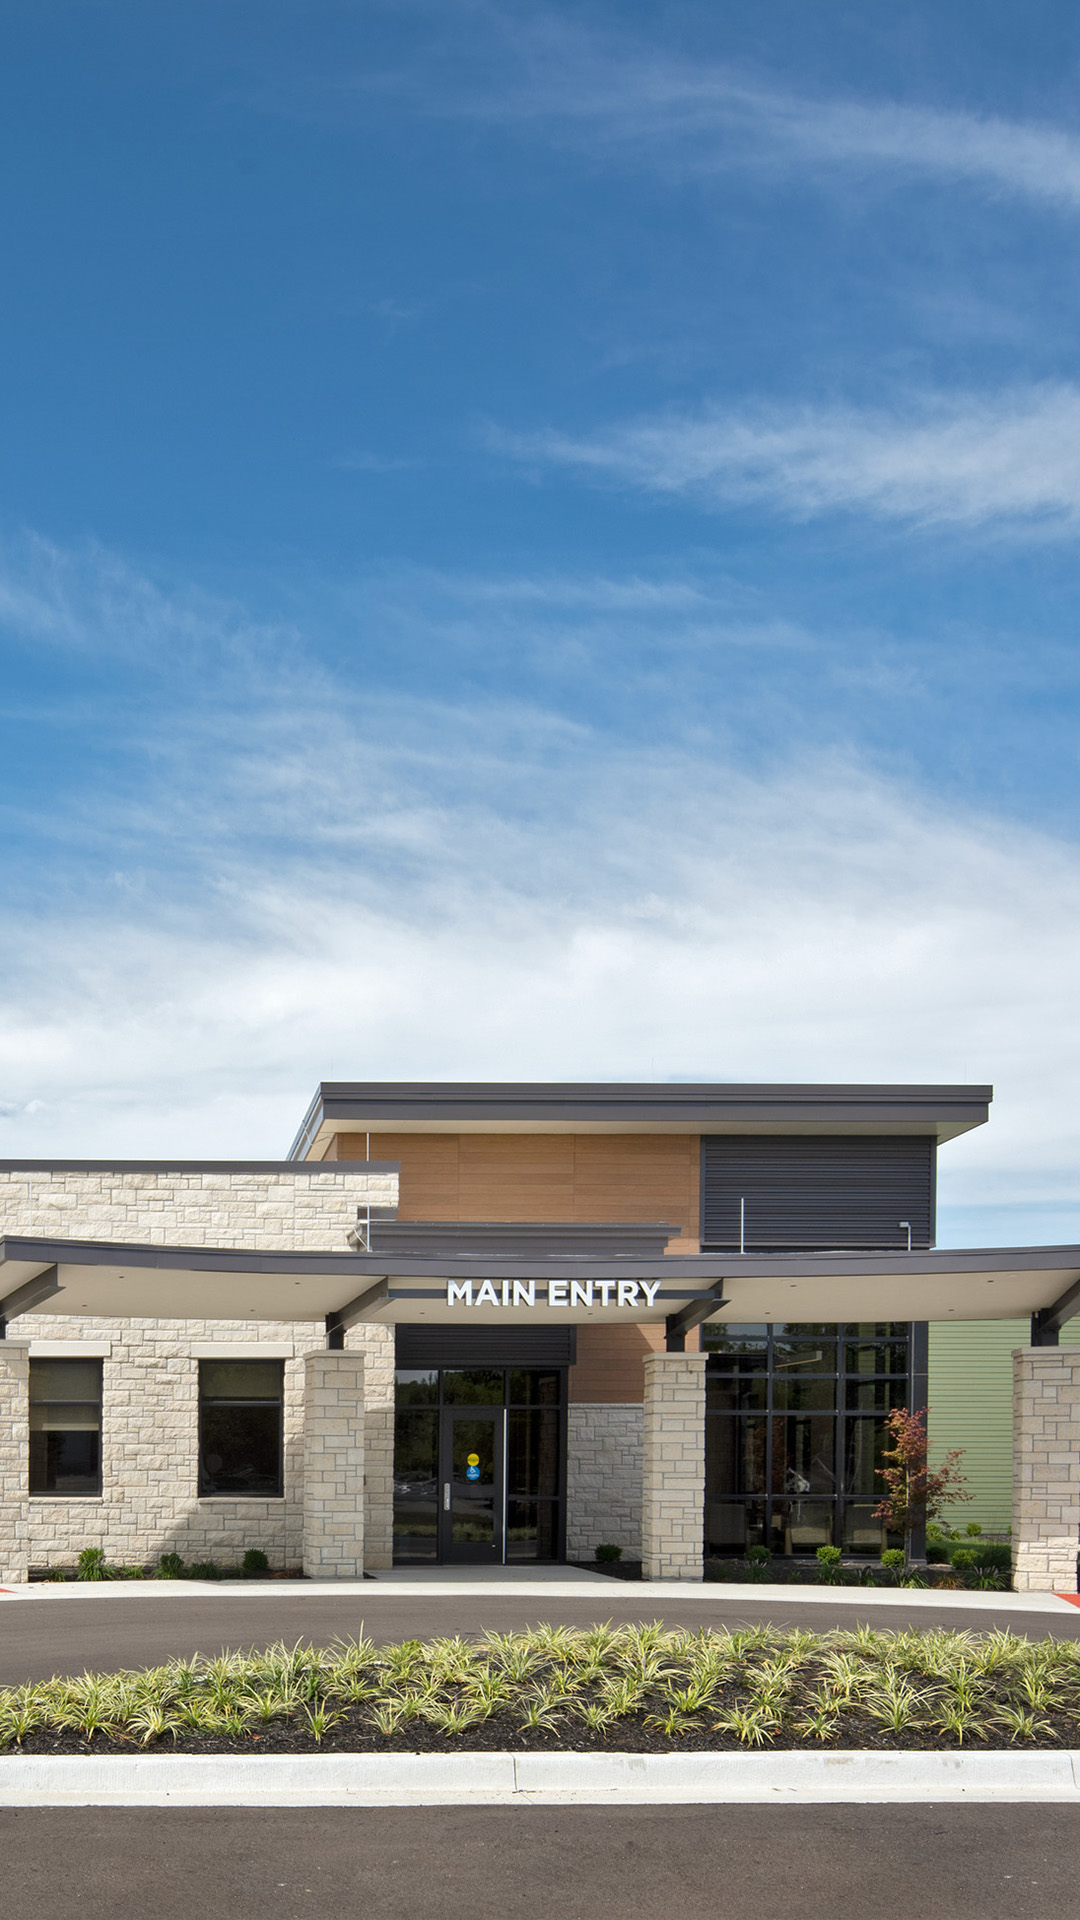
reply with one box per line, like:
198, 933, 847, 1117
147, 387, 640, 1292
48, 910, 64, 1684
873, 1407, 971, 1561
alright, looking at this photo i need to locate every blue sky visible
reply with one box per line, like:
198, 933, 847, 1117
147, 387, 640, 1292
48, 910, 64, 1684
2, 0, 1080, 1244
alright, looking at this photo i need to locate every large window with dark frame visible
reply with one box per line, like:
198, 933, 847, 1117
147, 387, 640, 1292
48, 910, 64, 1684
704, 1323, 911, 1556
198, 1360, 284, 1497
29, 1358, 102, 1495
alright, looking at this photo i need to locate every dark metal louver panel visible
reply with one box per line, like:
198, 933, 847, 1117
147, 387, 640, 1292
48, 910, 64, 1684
395, 1326, 577, 1368
701, 1135, 934, 1252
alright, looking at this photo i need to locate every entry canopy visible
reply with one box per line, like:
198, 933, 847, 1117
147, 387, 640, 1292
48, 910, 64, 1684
2, 1234, 1079, 1334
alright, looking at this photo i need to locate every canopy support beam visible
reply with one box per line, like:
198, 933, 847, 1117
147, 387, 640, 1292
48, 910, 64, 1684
326, 1277, 390, 1349
1031, 1274, 1080, 1347
0, 1265, 61, 1338
665, 1284, 729, 1353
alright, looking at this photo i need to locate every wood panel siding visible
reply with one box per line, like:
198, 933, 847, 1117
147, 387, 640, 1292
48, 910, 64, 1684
458, 1133, 576, 1221
329, 1132, 699, 1242
569, 1323, 666, 1403
333, 1132, 462, 1218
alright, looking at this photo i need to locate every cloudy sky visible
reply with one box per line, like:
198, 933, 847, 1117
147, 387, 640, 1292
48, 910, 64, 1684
1, 0, 1079, 1245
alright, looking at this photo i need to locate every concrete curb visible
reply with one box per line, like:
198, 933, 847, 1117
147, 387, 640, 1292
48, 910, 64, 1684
1, 1579, 1076, 1612
0, 1750, 1078, 1806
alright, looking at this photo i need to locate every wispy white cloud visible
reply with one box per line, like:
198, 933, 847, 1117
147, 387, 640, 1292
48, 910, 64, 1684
443, 19, 1080, 214
0, 539, 1078, 1246
500, 384, 1080, 531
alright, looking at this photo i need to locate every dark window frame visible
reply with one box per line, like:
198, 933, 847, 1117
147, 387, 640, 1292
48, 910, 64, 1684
703, 1323, 916, 1555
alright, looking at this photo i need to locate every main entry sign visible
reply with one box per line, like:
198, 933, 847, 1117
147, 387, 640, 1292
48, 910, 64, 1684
446, 1279, 662, 1308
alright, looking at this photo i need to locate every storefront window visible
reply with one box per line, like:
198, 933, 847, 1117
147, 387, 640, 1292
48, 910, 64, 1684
29, 1358, 102, 1495
198, 1360, 283, 1497
703, 1323, 912, 1555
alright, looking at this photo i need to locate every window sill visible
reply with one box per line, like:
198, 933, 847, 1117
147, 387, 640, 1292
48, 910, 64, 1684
30, 1493, 104, 1501
196, 1494, 286, 1503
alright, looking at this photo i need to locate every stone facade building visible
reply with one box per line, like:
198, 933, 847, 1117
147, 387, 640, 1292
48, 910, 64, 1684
0, 1080, 1078, 1590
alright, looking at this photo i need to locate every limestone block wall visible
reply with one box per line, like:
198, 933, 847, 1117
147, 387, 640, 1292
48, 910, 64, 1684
641, 1351, 705, 1582
1012, 1347, 1080, 1593
4, 1310, 387, 1575
302, 1350, 366, 1579
0, 1164, 398, 1252
0, 1344, 29, 1584
565, 1404, 643, 1559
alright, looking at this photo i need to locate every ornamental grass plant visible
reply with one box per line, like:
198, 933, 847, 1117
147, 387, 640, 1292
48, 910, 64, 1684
1, 1623, 1079, 1756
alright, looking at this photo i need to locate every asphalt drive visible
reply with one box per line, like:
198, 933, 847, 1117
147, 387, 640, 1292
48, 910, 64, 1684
1, 1804, 1077, 1920
2, 1591, 1079, 1683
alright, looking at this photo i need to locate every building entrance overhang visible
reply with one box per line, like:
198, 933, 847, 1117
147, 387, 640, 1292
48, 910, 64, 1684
2, 1233, 1080, 1332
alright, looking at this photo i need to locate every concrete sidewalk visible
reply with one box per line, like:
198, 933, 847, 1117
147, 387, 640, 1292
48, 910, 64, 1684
2, 1574, 1077, 1611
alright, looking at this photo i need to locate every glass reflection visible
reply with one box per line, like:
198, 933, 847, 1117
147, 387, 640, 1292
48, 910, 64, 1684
392, 1410, 439, 1560
442, 1369, 504, 1404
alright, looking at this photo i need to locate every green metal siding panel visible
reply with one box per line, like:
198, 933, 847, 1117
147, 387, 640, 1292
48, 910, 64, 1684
928, 1321, 1080, 1533
927, 1321, 1022, 1532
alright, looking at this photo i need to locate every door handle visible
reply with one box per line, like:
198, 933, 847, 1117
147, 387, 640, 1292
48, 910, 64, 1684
443, 1482, 450, 1511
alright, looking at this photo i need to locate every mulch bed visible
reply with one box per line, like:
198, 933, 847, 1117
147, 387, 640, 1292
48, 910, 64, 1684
7, 1706, 1076, 1756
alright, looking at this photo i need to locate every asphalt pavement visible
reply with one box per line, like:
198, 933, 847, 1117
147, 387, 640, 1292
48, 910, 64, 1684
1, 1804, 1076, 1919
2, 1589, 1078, 1684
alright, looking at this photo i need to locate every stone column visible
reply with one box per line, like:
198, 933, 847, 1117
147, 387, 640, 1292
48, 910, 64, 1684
641, 1351, 706, 1582
302, 1350, 365, 1579
355, 1326, 395, 1570
0, 1343, 29, 1585
1012, 1347, 1080, 1593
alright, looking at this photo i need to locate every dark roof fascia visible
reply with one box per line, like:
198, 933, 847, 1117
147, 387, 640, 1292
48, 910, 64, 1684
0, 1233, 734, 1282
0, 1160, 399, 1175
289, 1081, 993, 1154
3, 1234, 1077, 1284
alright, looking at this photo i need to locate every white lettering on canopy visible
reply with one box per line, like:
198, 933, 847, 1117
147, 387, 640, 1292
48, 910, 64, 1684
443, 1279, 665, 1310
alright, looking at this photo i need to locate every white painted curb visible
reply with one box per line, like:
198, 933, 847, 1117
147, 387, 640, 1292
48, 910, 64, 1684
0, 1750, 1077, 1806
1, 1580, 1076, 1612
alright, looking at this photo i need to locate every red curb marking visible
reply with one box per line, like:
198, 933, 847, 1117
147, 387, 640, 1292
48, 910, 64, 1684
1055, 1593, 1080, 1606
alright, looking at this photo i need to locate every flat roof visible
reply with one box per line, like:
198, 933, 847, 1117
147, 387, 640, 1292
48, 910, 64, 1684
289, 1081, 993, 1159
0, 1160, 398, 1175
2, 1233, 1070, 1331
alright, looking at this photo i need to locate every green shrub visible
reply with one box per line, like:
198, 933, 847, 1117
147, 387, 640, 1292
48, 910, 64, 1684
815, 1544, 843, 1584
157, 1552, 185, 1579
242, 1548, 271, 1575
926, 1540, 950, 1563
745, 1544, 772, 1565
187, 1560, 223, 1581
76, 1547, 109, 1581
595, 1544, 623, 1565
951, 1547, 977, 1570
965, 1521, 983, 1537
970, 1541, 1011, 1571
881, 1548, 905, 1570
116, 1565, 147, 1580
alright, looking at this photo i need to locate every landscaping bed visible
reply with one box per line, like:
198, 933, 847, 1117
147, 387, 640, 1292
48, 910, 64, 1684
702, 1560, 1006, 1590
2, 1623, 1077, 1756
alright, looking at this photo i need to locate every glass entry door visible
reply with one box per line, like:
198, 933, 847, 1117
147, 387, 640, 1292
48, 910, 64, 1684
441, 1409, 504, 1563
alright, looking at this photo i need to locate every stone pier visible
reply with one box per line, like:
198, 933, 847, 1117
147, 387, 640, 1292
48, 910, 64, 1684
1012, 1346, 1080, 1593
302, 1350, 366, 1579
0, 1343, 29, 1585
641, 1350, 705, 1582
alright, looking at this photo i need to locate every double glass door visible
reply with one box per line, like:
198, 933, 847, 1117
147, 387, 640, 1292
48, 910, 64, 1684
393, 1365, 566, 1564
442, 1408, 504, 1563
